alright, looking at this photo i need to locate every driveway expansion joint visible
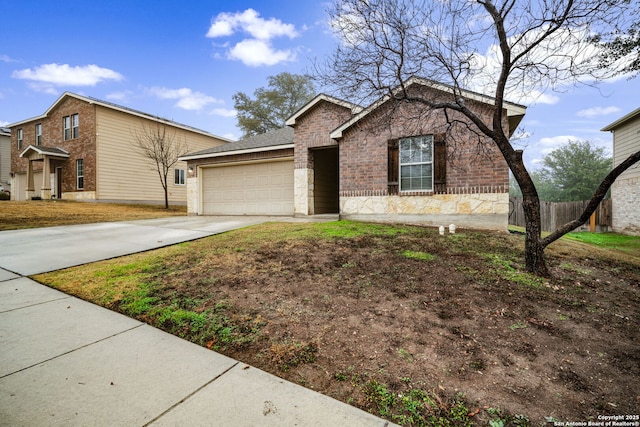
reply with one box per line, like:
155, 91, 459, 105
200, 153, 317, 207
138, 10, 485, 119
143, 361, 240, 426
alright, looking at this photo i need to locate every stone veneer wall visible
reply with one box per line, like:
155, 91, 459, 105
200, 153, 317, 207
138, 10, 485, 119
611, 176, 640, 235
340, 191, 509, 230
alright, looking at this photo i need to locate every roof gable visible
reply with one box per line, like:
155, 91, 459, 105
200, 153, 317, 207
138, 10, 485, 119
8, 92, 233, 142
19, 145, 70, 158
285, 94, 362, 126
329, 77, 527, 139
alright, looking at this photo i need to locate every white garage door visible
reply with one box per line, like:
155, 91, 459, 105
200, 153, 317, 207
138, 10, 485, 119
201, 160, 294, 215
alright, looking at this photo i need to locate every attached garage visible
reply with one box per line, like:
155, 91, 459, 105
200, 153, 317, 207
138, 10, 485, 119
180, 127, 296, 217
201, 160, 294, 215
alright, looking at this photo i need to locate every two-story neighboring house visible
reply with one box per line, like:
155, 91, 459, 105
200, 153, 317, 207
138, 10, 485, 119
0, 127, 11, 194
602, 107, 640, 235
9, 92, 231, 204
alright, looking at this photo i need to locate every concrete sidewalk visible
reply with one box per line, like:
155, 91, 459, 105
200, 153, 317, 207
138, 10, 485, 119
0, 217, 393, 426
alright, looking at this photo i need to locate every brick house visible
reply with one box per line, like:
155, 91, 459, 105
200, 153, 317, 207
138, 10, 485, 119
181, 77, 526, 230
602, 107, 640, 235
8, 92, 230, 204
0, 127, 10, 194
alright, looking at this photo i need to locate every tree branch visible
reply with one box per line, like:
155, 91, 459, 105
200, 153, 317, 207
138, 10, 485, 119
542, 150, 640, 247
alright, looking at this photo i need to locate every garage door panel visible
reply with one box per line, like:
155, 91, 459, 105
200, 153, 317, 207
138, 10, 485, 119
201, 160, 294, 216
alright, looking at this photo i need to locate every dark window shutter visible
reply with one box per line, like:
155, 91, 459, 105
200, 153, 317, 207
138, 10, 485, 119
388, 139, 399, 194
433, 133, 446, 191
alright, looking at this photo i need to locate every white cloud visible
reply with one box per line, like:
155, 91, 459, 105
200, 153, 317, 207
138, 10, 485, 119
0, 120, 10, 127
210, 108, 237, 118
222, 133, 237, 141
207, 9, 298, 40
12, 63, 123, 87
576, 106, 622, 118
206, 9, 299, 67
148, 87, 222, 111
1, 54, 18, 63
229, 39, 296, 67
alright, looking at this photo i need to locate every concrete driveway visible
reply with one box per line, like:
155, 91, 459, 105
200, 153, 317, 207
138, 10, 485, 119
0, 216, 274, 276
0, 214, 393, 426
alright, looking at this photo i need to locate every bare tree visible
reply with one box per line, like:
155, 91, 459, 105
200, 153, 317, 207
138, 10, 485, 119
320, 0, 640, 276
133, 121, 189, 209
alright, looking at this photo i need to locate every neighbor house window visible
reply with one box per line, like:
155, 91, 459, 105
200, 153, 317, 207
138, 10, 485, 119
72, 114, 79, 138
399, 135, 434, 192
76, 159, 84, 189
17, 128, 23, 150
35, 123, 42, 145
63, 114, 78, 140
63, 116, 71, 140
174, 168, 186, 185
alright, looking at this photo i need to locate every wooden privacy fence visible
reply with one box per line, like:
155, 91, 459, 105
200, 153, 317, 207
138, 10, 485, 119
509, 197, 612, 232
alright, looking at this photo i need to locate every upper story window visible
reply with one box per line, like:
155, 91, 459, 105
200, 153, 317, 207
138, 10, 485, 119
35, 123, 42, 146
399, 135, 434, 192
174, 169, 186, 185
63, 114, 79, 140
17, 128, 23, 150
72, 114, 79, 138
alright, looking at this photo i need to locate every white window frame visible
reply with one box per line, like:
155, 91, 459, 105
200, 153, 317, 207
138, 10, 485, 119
63, 116, 71, 140
76, 159, 84, 189
174, 168, 186, 185
35, 123, 42, 145
399, 135, 434, 192
72, 114, 79, 139
17, 128, 23, 150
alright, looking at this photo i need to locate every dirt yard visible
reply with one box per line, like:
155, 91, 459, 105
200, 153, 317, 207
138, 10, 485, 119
36, 221, 640, 426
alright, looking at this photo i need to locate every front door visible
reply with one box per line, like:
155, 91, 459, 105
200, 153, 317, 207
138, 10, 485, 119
55, 167, 62, 199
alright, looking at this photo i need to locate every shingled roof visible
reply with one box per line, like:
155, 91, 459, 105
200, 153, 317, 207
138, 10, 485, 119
180, 126, 294, 160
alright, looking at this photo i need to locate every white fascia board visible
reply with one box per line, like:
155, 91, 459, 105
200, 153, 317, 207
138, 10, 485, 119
179, 144, 294, 161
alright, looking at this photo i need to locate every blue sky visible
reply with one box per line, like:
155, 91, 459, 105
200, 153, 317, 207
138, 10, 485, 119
1, 0, 638, 170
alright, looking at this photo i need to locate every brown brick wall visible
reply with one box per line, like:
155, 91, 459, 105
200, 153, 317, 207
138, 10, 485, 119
338, 85, 510, 195
11, 96, 97, 193
293, 100, 353, 169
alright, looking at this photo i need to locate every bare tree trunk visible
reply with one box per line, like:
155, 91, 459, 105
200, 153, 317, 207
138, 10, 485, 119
522, 194, 549, 276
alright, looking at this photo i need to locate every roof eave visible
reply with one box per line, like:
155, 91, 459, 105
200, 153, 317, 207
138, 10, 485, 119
179, 144, 294, 161
330, 78, 528, 140
286, 94, 362, 126
601, 107, 640, 131
19, 145, 70, 158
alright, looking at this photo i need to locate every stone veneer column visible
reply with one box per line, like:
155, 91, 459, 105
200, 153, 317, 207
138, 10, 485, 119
294, 168, 313, 216
186, 176, 198, 215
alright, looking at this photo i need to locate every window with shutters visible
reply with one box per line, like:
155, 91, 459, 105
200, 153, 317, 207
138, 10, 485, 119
388, 134, 446, 194
399, 135, 433, 192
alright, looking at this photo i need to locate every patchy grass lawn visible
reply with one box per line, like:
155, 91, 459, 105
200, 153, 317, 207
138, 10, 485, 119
0, 200, 186, 231
34, 221, 640, 426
